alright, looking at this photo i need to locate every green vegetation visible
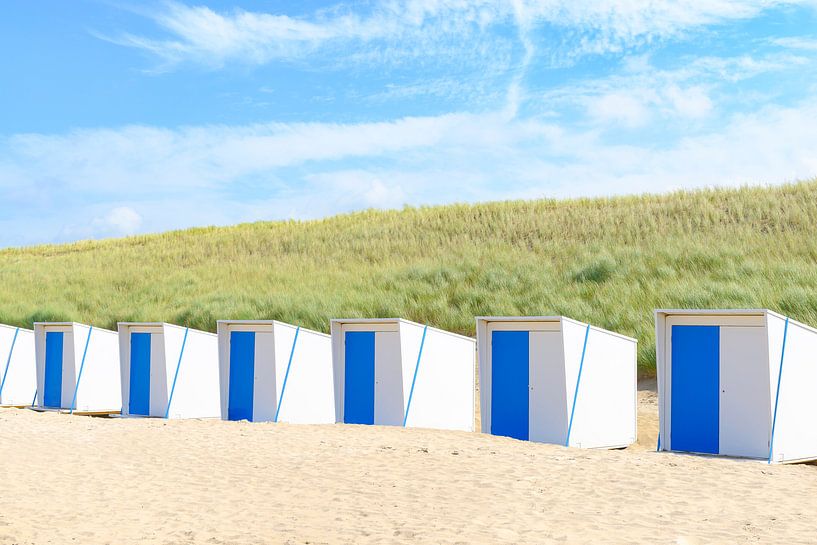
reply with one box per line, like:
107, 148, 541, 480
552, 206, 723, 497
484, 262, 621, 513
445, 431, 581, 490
3, 181, 817, 375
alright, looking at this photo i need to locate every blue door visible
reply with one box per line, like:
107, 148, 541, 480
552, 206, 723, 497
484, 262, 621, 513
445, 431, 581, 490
129, 332, 151, 416
44, 331, 64, 408
671, 325, 720, 454
491, 330, 530, 440
344, 331, 375, 425
228, 331, 255, 421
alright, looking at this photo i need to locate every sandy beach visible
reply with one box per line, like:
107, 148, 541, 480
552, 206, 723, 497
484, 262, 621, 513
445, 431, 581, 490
1, 383, 815, 545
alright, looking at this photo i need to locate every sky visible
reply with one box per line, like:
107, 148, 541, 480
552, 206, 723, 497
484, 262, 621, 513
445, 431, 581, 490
1, 1, 817, 248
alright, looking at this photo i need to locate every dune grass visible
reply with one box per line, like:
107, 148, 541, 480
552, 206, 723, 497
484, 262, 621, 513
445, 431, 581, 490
3, 181, 817, 375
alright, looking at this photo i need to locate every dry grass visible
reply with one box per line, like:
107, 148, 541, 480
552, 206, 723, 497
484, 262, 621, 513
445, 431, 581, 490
3, 181, 817, 375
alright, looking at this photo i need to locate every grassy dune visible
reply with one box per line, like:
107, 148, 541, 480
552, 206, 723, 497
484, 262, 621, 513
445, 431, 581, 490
3, 181, 817, 375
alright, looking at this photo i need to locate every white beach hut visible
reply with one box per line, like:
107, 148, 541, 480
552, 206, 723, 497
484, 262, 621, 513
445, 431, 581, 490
217, 320, 335, 423
655, 309, 817, 463
118, 323, 220, 419
476, 316, 637, 448
0, 324, 36, 407
331, 318, 475, 432
34, 323, 121, 414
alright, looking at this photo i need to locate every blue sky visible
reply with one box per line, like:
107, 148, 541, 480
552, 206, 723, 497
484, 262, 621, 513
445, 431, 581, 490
1, 1, 817, 247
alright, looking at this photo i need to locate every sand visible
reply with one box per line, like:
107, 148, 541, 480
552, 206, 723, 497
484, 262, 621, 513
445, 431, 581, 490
1, 383, 816, 545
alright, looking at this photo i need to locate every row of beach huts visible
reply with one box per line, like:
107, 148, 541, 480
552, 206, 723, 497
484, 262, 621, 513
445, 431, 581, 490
1, 309, 816, 464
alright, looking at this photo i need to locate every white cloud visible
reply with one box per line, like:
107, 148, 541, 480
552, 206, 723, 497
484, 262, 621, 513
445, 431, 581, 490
101, 206, 143, 235
103, 1, 812, 69
57, 206, 144, 241
588, 92, 652, 127
772, 36, 817, 50
536, 48, 813, 129
2, 96, 817, 246
665, 85, 713, 118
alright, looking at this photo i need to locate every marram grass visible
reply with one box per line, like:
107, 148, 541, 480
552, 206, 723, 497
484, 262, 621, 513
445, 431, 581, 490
3, 181, 817, 376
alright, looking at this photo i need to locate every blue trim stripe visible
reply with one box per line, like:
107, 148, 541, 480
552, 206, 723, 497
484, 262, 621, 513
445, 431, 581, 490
274, 326, 300, 423
565, 324, 591, 447
768, 317, 789, 464
403, 325, 428, 427
70, 326, 94, 414
0, 327, 20, 400
656, 433, 661, 452
164, 327, 189, 419
31, 389, 37, 407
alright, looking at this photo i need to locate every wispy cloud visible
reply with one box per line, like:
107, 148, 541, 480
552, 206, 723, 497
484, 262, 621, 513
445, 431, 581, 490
772, 36, 817, 50
3, 95, 817, 246
102, 1, 811, 69
534, 49, 812, 129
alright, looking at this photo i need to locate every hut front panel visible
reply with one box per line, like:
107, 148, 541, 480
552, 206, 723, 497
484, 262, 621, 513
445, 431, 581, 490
480, 320, 565, 442
119, 325, 169, 417
0, 327, 35, 406
528, 330, 568, 444
337, 323, 403, 426
36, 325, 75, 409
661, 314, 772, 459
219, 327, 264, 421
249, 329, 277, 423
148, 331, 168, 416
718, 326, 770, 458
374, 330, 403, 426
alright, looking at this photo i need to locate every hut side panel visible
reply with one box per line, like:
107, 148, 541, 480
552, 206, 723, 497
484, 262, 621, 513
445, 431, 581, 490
401, 324, 475, 432
567, 326, 637, 449
273, 324, 335, 424
165, 328, 220, 419
74, 325, 121, 413
770, 318, 817, 463
0, 327, 36, 406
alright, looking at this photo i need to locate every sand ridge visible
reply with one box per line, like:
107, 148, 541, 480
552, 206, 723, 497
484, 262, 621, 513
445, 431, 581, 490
0, 384, 815, 544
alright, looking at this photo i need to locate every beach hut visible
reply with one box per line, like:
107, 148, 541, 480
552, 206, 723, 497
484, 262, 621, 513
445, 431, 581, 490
476, 316, 637, 448
33, 323, 121, 414
0, 324, 36, 407
217, 320, 335, 423
331, 318, 475, 431
118, 323, 220, 419
655, 309, 817, 463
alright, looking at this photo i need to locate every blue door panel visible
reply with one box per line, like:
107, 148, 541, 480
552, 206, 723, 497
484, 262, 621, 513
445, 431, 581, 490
344, 331, 375, 425
671, 325, 720, 454
129, 332, 151, 416
44, 332, 64, 408
228, 331, 255, 421
491, 330, 530, 441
